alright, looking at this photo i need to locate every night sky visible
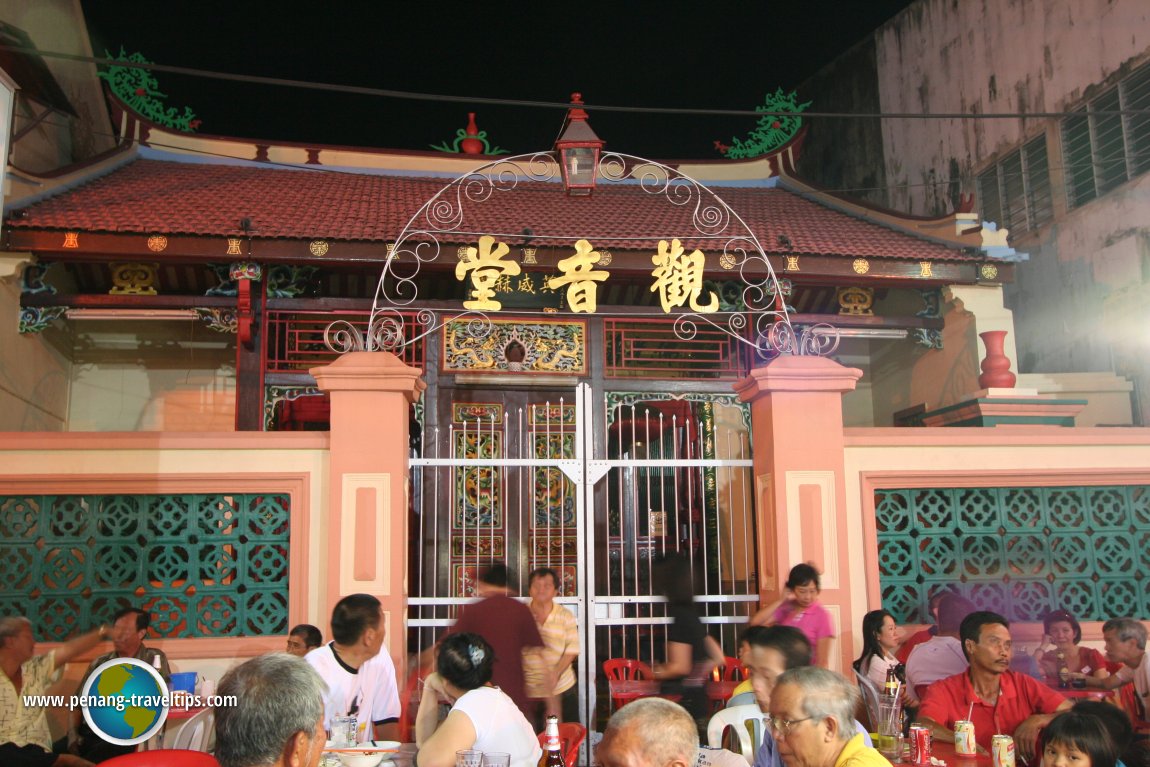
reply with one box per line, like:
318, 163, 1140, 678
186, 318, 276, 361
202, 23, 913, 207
80, 0, 915, 160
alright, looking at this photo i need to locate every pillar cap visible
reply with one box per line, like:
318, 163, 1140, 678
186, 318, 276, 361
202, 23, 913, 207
311, 351, 426, 402
734, 355, 863, 402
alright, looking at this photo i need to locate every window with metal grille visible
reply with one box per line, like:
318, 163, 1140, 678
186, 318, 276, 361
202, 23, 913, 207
976, 135, 1052, 233
875, 485, 1150, 625
603, 318, 752, 379
1062, 60, 1150, 210
0, 493, 290, 640
265, 309, 424, 374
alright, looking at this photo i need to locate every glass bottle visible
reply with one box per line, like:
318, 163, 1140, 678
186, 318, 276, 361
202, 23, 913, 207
539, 715, 564, 767
1056, 651, 1070, 689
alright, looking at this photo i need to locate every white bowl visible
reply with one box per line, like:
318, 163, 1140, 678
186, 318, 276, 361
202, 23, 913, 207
332, 742, 401, 767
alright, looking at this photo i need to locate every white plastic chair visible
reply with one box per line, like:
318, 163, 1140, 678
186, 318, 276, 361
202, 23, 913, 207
854, 670, 881, 732
705, 703, 764, 764
170, 707, 215, 752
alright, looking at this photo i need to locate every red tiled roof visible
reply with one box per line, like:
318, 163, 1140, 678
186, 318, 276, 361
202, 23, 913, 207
7, 158, 969, 260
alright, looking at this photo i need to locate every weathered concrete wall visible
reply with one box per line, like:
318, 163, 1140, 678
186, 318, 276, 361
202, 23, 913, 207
795, 38, 889, 207
0, 0, 116, 171
1008, 177, 1150, 423
801, 0, 1150, 422
874, 0, 1150, 215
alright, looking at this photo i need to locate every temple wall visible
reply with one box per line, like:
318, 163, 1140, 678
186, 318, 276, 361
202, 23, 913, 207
66, 320, 236, 431
841, 426, 1150, 658
0, 273, 71, 430
0, 432, 331, 739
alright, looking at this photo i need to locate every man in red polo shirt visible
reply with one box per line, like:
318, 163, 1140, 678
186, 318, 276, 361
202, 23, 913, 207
916, 611, 1070, 763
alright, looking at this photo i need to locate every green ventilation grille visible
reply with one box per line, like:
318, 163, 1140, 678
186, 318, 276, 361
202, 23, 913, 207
0, 493, 290, 640
876, 486, 1150, 624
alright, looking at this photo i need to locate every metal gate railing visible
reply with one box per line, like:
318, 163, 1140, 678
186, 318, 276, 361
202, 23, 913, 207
407, 383, 757, 733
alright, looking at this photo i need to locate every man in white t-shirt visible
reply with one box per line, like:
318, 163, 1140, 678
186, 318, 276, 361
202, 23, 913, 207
1078, 617, 1149, 729
306, 594, 400, 742
905, 594, 976, 704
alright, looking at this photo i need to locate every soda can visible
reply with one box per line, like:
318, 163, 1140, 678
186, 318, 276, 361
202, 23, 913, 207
954, 720, 977, 756
909, 725, 932, 764
992, 735, 1016, 767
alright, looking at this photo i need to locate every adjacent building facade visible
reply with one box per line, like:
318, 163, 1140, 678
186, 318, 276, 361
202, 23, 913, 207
797, 0, 1150, 423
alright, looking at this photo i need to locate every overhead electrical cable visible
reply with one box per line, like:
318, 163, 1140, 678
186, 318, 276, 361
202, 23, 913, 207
4, 43, 1150, 121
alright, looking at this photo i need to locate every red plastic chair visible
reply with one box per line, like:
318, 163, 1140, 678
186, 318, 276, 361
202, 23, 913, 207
603, 658, 657, 710
398, 662, 433, 743
538, 722, 587, 767
705, 655, 747, 712
712, 656, 747, 682
102, 751, 220, 767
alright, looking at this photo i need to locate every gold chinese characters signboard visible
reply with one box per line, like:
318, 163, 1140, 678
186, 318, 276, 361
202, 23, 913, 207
454, 236, 719, 315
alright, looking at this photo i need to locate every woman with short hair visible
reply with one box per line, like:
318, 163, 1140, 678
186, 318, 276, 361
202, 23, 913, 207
1033, 610, 1109, 684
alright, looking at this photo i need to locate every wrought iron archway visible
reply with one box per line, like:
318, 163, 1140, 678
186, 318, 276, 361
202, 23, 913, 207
323, 151, 838, 357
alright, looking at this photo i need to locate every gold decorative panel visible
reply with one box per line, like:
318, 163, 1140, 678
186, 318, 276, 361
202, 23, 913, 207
109, 262, 159, 295
837, 286, 874, 316
442, 318, 587, 375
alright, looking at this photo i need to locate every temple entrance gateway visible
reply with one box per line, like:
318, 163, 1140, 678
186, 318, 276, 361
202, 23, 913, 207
406, 381, 756, 727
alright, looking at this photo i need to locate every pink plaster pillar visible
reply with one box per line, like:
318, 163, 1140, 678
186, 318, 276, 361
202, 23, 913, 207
734, 355, 862, 672
312, 351, 426, 668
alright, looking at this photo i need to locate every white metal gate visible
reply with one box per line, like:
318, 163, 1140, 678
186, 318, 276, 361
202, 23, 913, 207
407, 382, 757, 731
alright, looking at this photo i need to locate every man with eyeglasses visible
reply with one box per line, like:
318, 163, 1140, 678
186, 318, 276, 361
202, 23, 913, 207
746, 626, 873, 767
768, 666, 889, 767
916, 611, 1070, 764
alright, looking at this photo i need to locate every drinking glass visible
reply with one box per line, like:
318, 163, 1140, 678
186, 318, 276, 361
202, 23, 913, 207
331, 715, 358, 747
483, 753, 511, 767
456, 750, 484, 767
876, 698, 903, 759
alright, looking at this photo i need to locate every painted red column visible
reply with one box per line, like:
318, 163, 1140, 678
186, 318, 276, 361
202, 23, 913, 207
312, 351, 426, 668
734, 355, 862, 672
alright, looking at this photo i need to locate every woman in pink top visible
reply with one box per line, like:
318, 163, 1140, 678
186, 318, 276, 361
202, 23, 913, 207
750, 563, 835, 667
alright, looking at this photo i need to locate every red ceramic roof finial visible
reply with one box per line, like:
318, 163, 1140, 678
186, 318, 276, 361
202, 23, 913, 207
566, 92, 589, 122
460, 113, 483, 154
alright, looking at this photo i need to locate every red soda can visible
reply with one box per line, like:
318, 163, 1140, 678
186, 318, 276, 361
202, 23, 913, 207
909, 725, 932, 764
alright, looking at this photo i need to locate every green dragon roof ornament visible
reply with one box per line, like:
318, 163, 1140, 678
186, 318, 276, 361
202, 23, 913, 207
715, 88, 811, 159
98, 48, 200, 132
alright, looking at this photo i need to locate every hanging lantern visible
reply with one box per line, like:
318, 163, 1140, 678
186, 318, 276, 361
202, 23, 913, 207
554, 92, 604, 197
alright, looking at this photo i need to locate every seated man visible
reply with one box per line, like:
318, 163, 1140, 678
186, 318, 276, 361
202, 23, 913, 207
897, 589, 952, 664
916, 610, 1071, 763
905, 594, 976, 704
598, 697, 699, 767
0, 615, 107, 767
306, 593, 400, 742
72, 607, 171, 762
285, 624, 323, 658
215, 653, 328, 767
768, 666, 888, 767
747, 625, 873, 767
725, 626, 765, 708
1075, 617, 1149, 731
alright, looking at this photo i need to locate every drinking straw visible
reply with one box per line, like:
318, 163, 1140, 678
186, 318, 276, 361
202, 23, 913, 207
966, 701, 975, 722
886, 684, 902, 735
